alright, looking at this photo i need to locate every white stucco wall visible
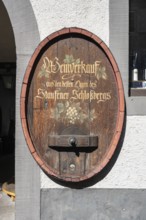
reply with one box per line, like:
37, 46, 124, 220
30, 0, 109, 45
30, 0, 146, 188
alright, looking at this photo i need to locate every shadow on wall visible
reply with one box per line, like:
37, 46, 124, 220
48, 107, 127, 189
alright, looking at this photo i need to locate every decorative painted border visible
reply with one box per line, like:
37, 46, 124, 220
20, 27, 125, 182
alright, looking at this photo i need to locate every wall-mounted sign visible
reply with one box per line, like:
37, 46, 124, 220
20, 28, 125, 182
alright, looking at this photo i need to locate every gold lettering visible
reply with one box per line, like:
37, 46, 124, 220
95, 61, 101, 73
90, 81, 97, 89
36, 88, 45, 99
71, 90, 89, 101
62, 81, 73, 87
81, 62, 86, 73
107, 92, 111, 100
35, 88, 111, 103
35, 88, 69, 100
46, 81, 54, 87
39, 56, 107, 81
75, 80, 89, 89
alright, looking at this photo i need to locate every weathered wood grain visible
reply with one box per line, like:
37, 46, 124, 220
20, 28, 125, 182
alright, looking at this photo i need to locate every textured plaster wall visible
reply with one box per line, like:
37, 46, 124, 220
30, 0, 146, 189
30, 0, 109, 44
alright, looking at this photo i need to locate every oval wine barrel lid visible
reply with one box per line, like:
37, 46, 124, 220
20, 28, 125, 182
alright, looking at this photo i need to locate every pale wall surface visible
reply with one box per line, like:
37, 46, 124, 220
30, 0, 146, 189
30, 0, 109, 44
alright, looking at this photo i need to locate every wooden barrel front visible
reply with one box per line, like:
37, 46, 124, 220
20, 28, 124, 182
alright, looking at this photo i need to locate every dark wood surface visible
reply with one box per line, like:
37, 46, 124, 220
21, 28, 125, 182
